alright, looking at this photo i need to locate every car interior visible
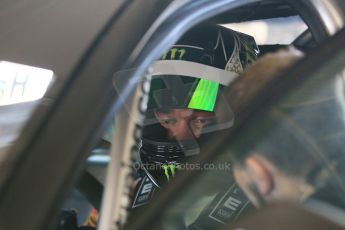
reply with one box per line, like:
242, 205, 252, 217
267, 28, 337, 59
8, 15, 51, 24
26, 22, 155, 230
63, 0, 328, 228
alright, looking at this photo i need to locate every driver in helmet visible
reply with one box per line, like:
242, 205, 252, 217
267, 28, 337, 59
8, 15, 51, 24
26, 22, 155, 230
131, 24, 259, 227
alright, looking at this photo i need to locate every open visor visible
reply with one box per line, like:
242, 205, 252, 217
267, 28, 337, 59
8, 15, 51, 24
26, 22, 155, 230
145, 60, 238, 133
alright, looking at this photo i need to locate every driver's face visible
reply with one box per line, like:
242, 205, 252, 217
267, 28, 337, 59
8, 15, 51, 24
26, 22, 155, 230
154, 108, 213, 141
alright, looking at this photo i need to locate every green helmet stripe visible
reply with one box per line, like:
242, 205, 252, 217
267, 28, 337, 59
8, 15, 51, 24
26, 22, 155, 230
188, 79, 219, 111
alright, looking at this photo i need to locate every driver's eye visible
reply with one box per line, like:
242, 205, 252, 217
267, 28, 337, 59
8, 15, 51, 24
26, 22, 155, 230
191, 118, 210, 126
193, 119, 205, 124
162, 118, 177, 125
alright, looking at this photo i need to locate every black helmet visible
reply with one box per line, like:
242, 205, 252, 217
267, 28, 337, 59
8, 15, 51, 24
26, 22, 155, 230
140, 24, 259, 187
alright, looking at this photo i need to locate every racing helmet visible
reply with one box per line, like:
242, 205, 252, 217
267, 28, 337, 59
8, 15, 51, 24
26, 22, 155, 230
140, 24, 259, 187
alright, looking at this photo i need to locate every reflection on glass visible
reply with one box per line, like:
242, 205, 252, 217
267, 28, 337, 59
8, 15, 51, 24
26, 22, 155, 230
0, 61, 54, 105
0, 61, 54, 162
153, 50, 345, 229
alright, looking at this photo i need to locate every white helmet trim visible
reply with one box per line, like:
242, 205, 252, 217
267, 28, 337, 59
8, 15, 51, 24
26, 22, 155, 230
152, 60, 238, 86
